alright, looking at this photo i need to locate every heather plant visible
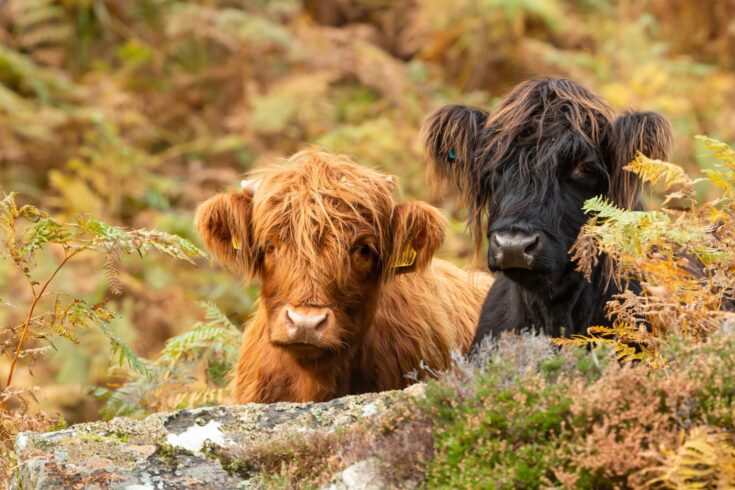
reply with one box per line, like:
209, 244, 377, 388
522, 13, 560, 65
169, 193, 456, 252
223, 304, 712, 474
422, 333, 735, 488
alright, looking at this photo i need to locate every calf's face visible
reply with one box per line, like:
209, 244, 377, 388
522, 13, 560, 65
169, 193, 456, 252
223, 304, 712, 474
422, 78, 673, 291
480, 108, 611, 289
195, 152, 444, 361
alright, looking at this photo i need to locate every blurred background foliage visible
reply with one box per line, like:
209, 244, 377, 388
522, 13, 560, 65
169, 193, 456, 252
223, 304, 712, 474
0, 0, 734, 425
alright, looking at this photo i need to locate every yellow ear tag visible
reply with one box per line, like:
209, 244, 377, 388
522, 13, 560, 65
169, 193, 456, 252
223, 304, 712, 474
394, 246, 417, 269
231, 235, 241, 250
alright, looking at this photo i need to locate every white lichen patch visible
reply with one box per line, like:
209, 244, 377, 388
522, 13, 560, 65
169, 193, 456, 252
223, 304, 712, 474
166, 421, 225, 452
327, 459, 386, 490
125, 485, 155, 490
361, 404, 377, 417
16, 432, 28, 451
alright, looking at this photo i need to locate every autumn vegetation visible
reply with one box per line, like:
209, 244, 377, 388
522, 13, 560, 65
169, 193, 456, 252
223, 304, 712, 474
1, 0, 735, 488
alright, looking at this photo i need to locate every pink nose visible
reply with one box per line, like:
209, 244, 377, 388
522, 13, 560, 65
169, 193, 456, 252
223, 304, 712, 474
273, 305, 334, 347
286, 308, 327, 335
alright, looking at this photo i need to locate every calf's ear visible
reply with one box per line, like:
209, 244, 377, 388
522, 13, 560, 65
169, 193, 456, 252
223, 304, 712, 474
609, 111, 674, 209
388, 201, 445, 275
195, 189, 256, 277
420, 104, 489, 200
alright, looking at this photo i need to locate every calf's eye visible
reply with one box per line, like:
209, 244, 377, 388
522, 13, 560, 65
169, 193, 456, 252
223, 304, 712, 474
571, 161, 596, 181
351, 243, 375, 264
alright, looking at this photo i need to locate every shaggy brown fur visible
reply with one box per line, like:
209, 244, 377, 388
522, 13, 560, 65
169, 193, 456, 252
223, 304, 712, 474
196, 150, 492, 403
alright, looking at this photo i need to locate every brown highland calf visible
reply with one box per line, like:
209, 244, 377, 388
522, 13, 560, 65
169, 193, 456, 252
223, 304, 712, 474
195, 150, 492, 403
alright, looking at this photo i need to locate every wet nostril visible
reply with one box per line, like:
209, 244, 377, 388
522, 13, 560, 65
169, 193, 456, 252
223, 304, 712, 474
523, 234, 540, 255
313, 315, 328, 331
490, 230, 543, 270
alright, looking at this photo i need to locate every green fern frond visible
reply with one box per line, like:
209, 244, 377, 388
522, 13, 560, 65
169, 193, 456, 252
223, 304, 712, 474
582, 196, 664, 226
21, 217, 67, 259
161, 323, 238, 362
135, 230, 206, 264
582, 195, 630, 221
70, 217, 207, 263
99, 301, 241, 417
66, 300, 152, 379
198, 300, 238, 329
161, 302, 240, 362
77, 216, 129, 241
2, 192, 208, 413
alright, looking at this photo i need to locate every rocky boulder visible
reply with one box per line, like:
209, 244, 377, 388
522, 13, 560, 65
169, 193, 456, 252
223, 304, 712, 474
14, 385, 425, 489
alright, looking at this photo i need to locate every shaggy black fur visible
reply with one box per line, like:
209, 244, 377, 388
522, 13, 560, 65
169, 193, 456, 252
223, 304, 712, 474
421, 77, 673, 347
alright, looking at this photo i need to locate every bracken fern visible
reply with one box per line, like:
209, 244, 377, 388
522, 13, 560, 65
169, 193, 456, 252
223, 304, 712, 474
97, 301, 241, 418
0, 192, 205, 476
559, 136, 735, 366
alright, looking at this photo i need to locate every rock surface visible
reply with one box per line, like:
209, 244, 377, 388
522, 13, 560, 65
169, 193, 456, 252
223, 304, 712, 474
14, 386, 424, 489
326, 459, 386, 490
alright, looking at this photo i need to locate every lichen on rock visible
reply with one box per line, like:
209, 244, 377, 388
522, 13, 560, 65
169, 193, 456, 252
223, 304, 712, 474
13, 386, 424, 489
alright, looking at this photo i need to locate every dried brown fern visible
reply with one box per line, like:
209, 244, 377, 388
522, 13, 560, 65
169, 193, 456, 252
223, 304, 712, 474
642, 427, 735, 489
560, 137, 735, 366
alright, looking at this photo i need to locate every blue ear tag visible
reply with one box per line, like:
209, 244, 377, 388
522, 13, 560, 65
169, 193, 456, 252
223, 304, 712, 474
448, 149, 456, 162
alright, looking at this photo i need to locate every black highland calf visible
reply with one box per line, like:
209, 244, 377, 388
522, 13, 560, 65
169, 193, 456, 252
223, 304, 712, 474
421, 77, 673, 348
